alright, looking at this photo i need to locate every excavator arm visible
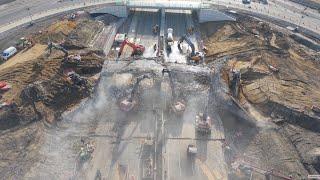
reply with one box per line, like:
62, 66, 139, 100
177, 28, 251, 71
129, 74, 150, 101
162, 68, 176, 101
47, 42, 68, 58
178, 35, 196, 57
118, 39, 145, 57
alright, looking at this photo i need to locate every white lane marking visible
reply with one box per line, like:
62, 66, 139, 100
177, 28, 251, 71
167, 147, 170, 180
179, 150, 182, 177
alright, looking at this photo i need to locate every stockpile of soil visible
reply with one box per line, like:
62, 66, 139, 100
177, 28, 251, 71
0, 15, 106, 179
0, 52, 103, 130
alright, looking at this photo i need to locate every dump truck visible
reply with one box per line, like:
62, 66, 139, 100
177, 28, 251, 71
167, 28, 174, 43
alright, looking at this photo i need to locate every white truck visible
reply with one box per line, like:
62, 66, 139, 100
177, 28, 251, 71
2, 46, 17, 60
167, 28, 174, 43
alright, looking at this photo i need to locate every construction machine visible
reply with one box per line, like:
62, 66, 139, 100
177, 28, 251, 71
177, 35, 204, 64
152, 24, 159, 34
118, 39, 145, 57
187, 144, 197, 156
47, 42, 69, 59
166, 28, 174, 53
162, 68, 186, 115
230, 69, 241, 98
167, 28, 174, 43
119, 74, 151, 112
16, 37, 34, 51
195, 112, 212, 134
66, 71, 86, 86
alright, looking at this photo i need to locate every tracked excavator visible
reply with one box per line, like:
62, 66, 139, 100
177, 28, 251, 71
47, 42, 81, 64
177, 35, 204, 64
118, 39, 145, 58
119, 74, 151, 112
47, 42, 69, 59
162, 68, 186, 115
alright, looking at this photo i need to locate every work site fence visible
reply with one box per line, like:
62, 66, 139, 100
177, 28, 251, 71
0, 0, 319, 38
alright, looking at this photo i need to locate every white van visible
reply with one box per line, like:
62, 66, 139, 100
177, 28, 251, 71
2, 46, 17, 60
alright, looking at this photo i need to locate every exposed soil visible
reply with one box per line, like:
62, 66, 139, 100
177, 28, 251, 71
0, 8, 319, 179
0, 14, 106, 179
203, 14, 320, 179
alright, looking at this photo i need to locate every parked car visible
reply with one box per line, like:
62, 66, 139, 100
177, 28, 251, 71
2, 46, 17, 60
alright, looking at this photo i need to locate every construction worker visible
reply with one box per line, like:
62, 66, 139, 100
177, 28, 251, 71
153, 43, 157, 52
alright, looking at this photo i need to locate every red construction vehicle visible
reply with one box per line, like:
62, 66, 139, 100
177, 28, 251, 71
117, 39, 145, 57
0, 81, 11, 91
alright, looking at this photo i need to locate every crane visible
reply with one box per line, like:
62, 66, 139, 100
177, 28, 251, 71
162, 68, 186, 115
119, 74, 151, 112
177, 35, 204, 64
117, 39, 145, 58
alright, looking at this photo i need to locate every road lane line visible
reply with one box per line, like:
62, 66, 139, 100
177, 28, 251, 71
179, 150, 182, 177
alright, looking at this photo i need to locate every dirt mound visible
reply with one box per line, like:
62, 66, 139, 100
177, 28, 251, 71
0, 51, 104, 130
66, 19, 104, 48
47, 19, 77, 35
204, 14, 320, 178
34, 18, 104, 49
